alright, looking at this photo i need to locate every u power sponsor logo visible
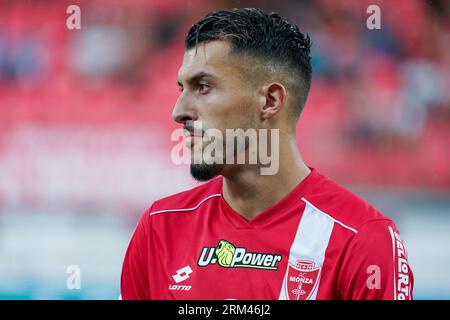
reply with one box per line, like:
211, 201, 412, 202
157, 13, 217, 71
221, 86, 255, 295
198, 239, 282, 270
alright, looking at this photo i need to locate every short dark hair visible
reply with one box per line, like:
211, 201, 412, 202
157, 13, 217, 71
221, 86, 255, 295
185, 8, 312, 115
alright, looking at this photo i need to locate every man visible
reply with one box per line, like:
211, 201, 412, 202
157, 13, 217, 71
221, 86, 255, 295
121, 8, 414, 300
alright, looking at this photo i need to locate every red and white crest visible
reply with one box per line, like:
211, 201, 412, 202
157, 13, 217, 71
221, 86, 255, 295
285, 260, 321, 300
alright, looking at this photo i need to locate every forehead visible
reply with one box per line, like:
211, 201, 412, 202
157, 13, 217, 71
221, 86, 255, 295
178, 40, 238, 81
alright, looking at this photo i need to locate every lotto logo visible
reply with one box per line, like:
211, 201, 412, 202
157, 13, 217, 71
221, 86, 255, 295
172, 265, 193, 283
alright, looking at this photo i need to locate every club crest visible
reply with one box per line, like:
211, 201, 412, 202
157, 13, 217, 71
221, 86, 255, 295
285, 260, 321, 300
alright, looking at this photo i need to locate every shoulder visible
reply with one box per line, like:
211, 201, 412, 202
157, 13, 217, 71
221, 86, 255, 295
303, 170, 393, 234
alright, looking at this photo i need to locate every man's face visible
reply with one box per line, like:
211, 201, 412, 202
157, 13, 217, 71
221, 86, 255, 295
173, 41, 258, 181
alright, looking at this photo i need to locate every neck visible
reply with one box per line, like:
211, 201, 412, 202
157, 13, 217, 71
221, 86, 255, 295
221, 135, 310, 221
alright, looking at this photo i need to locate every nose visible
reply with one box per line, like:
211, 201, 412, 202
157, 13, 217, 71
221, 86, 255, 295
172, 93, 198, 124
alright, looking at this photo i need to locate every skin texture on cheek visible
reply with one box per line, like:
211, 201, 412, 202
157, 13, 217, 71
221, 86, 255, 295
199, 76, 257, 139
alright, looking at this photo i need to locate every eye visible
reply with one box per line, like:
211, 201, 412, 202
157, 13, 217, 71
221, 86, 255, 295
198, 83, 211, 94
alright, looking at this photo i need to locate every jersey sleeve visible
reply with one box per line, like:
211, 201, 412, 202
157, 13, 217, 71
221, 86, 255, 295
120, 207, 152, 300
338, 219, 414, 300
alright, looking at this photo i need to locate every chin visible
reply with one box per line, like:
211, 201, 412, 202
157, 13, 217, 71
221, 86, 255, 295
190, 163, 223, 181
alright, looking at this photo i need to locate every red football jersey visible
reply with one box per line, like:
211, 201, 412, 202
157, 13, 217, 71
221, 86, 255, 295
121, 168, 414, 300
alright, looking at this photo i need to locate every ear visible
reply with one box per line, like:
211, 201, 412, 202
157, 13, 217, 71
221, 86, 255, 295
261, 83, 287, 120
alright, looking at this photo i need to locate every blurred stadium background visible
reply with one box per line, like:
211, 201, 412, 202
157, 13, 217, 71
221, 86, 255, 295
0, 0, 449, 299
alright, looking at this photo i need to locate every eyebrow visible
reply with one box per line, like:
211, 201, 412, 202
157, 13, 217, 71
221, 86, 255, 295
177, 71, 216, 87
